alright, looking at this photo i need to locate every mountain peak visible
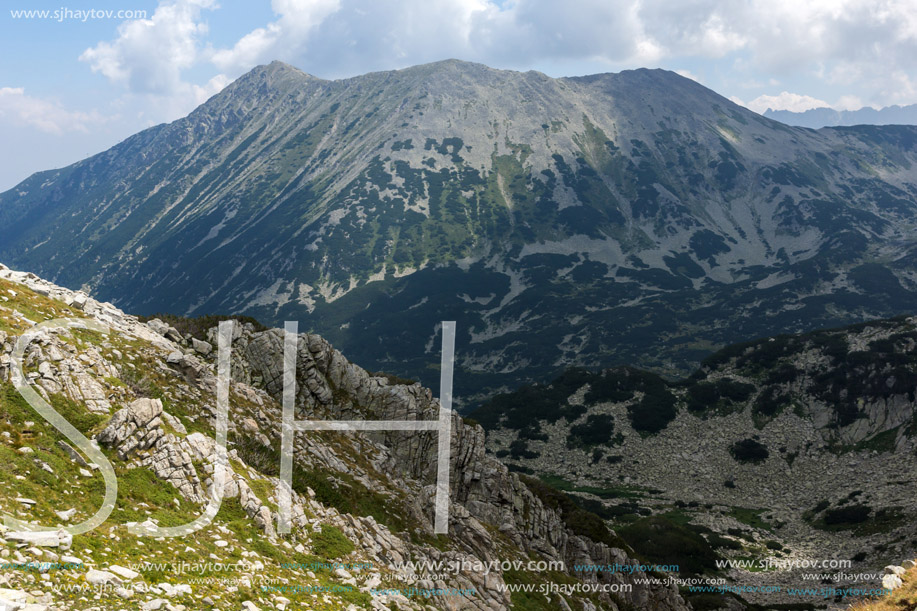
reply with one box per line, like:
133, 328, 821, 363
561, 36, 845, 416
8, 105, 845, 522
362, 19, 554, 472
3, 58, 917, 413
231, 60, 324, 89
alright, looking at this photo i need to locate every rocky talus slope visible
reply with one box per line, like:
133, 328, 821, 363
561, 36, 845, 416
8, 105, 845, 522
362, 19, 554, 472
476, 317, 917, 609
0, 262, 688, 611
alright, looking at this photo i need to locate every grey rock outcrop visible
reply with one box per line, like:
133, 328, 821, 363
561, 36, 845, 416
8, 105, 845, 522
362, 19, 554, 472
233, 326, 688, 610
96, 398, 164, 460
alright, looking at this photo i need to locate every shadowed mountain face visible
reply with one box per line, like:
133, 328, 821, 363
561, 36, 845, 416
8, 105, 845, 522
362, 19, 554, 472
2, 60, 917, 406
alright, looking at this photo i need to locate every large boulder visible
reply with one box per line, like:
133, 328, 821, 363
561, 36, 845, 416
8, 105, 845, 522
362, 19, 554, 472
96, 398, 164, 459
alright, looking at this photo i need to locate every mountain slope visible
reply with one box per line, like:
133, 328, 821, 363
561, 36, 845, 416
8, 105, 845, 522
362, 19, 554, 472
473, 314, 917, 609
0, 261, 690, 610
2, 60, 917, 405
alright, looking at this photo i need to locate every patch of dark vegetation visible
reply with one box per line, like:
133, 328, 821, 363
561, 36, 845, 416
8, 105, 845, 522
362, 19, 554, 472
508, 438, 541, 459
753, 387, 790, 419
730, 438, 769, 463
389, 139, 414, 151
581, 368, 677, 434
705, 532, 742, 550
809, 330, 917, 428
806, 498, 907, 535
765, 363, 799, 385
567, 414, 614, 448
629, 386, 678, 434
370, 371, 418, 386
472, 367, 597, 430
700, 321, 917, 431
726, 527, 755, 541
689, 229, 731, 263
233, 435, 280, 476
685, 377, 755, 413
663, 252, 705, 279
823, 504, 871, 527
520, 475, 629, 551
617, 515, 721, 576
138, 313, 269, 342
519, 421, 549, 441
701, 334, 799, 372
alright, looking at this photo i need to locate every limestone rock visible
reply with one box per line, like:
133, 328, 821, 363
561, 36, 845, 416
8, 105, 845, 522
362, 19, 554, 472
191, 338, 212, 355
107, 565, 139, 580
5, 530, 71, 550
882, 573, 903, 591
56, 440, 90, 468
96, 398, 164, 459
85, 569, 120, 586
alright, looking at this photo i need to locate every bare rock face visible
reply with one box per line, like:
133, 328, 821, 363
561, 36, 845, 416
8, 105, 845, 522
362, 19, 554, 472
96, 398, 213, 504
231, 325, 689, 611
96, 398, 164, 459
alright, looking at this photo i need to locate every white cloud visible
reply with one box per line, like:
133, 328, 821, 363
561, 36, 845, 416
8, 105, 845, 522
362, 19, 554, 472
0, 87, 106, 134
213, 0, 510, 77
78, 0, 231, 126
68, 0, 917, 114
835, 95, 867, 111
875, 70, 917, 106
211, 0, 344, 74
675, 69, 702, 83
199, 0, 917, 111
80, 0, 217, 94
744, 91, 831, 113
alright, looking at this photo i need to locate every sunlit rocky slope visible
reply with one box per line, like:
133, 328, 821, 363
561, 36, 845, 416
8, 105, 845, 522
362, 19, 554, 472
0, 262, 688, 610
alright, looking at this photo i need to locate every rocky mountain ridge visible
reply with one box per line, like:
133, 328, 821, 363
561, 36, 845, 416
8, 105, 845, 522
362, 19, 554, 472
0, 262, 687, 610
1, 60, 916, 406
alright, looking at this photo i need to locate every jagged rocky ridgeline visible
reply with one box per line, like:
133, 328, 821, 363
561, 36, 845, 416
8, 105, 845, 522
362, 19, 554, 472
0, 262, 690, 611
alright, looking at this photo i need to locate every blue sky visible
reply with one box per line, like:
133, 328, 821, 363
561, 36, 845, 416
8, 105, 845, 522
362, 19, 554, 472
1, 0, 916, 191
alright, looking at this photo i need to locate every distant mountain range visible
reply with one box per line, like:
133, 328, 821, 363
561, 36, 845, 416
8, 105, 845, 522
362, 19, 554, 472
764, 103, 917, 128
1, 60, 916, 407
